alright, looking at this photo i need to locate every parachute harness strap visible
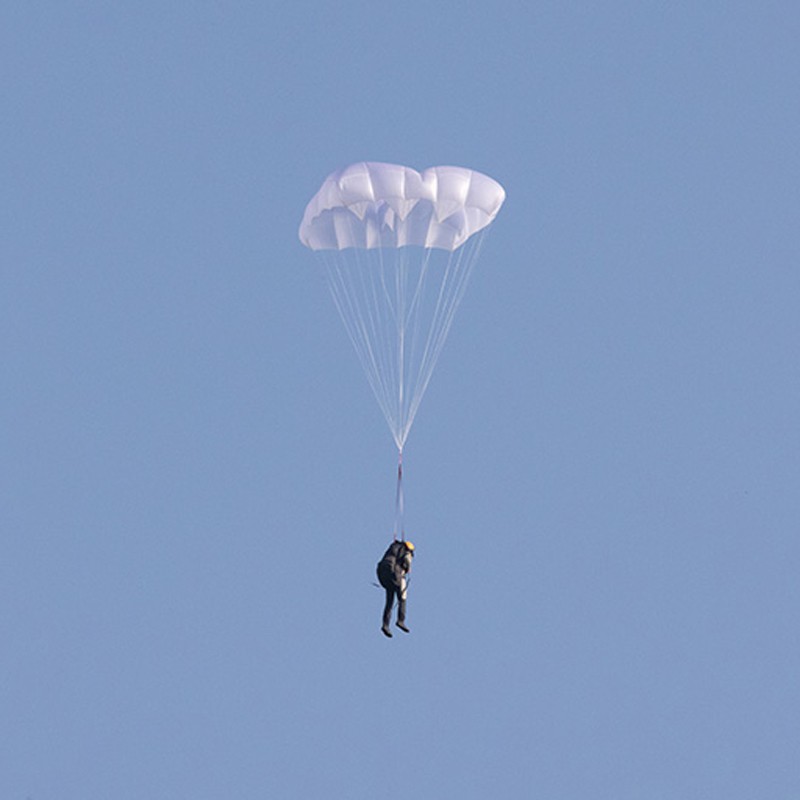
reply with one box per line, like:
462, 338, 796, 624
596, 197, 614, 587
394, 449, 404, 541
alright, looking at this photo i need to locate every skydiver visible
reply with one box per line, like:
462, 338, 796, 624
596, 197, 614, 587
376, 539, 415, 637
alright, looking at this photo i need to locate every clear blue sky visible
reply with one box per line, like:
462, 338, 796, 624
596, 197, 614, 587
3, 2, 799, 798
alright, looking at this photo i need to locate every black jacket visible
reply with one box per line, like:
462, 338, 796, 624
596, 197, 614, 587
378, 541, 413, 580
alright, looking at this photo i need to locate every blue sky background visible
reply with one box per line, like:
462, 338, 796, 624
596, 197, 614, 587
3, 2, 799, 798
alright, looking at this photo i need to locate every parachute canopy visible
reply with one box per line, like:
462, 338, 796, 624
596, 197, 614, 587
300, 162, 505, 452
299, 162, 505, 252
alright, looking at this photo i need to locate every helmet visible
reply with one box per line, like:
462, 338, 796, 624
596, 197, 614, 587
404, 540, 415, 551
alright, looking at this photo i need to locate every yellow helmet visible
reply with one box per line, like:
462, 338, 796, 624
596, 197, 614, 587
404, 540, 415, 551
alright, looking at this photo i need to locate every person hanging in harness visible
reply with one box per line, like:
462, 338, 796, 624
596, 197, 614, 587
376, 539, 415, 637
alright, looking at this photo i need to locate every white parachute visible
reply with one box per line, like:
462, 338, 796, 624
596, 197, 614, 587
299, 162, 505, 532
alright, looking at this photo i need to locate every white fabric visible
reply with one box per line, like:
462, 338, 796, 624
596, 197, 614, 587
299, 162, 506, 252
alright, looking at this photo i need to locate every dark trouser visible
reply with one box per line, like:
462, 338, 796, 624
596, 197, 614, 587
377, 563, 406, 628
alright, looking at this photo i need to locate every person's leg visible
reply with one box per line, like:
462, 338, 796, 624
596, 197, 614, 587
395, 577, 409, 632
381, 585, 394, 636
